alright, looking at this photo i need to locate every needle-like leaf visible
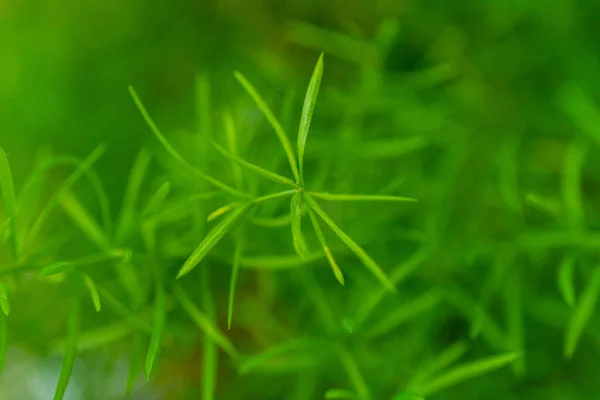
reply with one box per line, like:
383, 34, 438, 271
418, 352, 519, 396
26, 145, 107, 252
176, 203, 251, 279
307, 207, 344, 285
307, 192, 417, 203
0, 313, 7, 375
146, 283, 166, 380
82, 274, 102, 312
233, 71, 300, 182
290, 192, 309, 258
564, 267, 600, 358
212, 141, 297, 188
558, 253, 576, 307
227, 234, 244, 330
58, 190, 112, 251
325, 389, 357, 399
297, 53, 324, 185
305, 195, 395, 292
0, 282, 10, 316
0, 147, 18, 260
128, 86, 249, 199
173, 285, 238, 359
116, 148, 151, 244
53, 298, 80, 400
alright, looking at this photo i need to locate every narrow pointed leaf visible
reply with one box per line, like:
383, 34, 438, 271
128, 86, 249, 199
419, 352, 519, 396
201, 268, 217, 400
366, 290, 440, 338
58, 190, 112, 251
39, 261, 76, 277
325, 388, 357, 399
0, 283, 10, 316
305, 195, 395, 292
27, 145, 106, 250
142, 182, 171, 217
116, 149, 151, 243
307, 207, 344, 285
564, 267, 600, 358
407, 340, 469, 390
239, 337, 324, 375
233, 71, 299, 181
177, 203, 251, 279
53, 298, 80, 400
307, 192, 417, 203
558, 253, 576, 307
290, 192, 309, 258
0, 313, 7, 375
227, 235, 244, 330
82, 274, 101, 312
0, 147, 18, 260
126, 333, 144, 396
146, 283, 166, 380
212, 141, 297, 187
207, 204, 236, 222
222, 110, 244, 190
337, 345, 371, 400
298, 53, 324, 185
173, 285, 238, 359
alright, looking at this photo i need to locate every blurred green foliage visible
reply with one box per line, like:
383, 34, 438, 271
2, 1, 600, 399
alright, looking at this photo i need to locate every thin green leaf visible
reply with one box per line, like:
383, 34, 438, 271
392, 392, 424, 400
201, 268, 217, 400
212, 141, 297, 187
222, 110, 245, 190
239, 337, 324, 375
173, 285, 238, 359
0, 147, 19, 260
305, 195, 395, 292
227, 235, 244, 330
39, 261, 76, 277
240, 251, 323, 270
128, 86, 249, 199
207, 203, 237, 222
307, 191, 417, 203
352, 247, 431, 327
0, 282, 10, 316
82, 274, 101, 312
558, 83, 600, 145
504, 273, 525, 375
0, 313, 7, 375
58, 190, 112, 251
337, 345, 371, 400
249, 214, 291, 228
307, 207, 344, 285
325, 388, 357, 399
146, 283, 166, 380
126, 333, 144, 396
142, 182, 171, 217
298, 53, 324, 185
564, 266, 600, 358
365, 290, 441, 338
558, 253, 576, 307
53, 298, 80, 400
176, 203, 251, 279
252, 190, 297, 205
290, 192, 309, 258
419, 352, 519, 396
116, 148, 151, 244
27, 145, 107, 252
562, 139, 587, 229
96, 285, 152, 333
17, 155, 112, 235
233, 71, 300, 181
407, 340, 469, 391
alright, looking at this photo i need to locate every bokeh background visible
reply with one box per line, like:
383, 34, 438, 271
2, 0, 600, 399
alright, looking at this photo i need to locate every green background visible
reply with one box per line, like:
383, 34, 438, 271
2, 1, 600, 399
